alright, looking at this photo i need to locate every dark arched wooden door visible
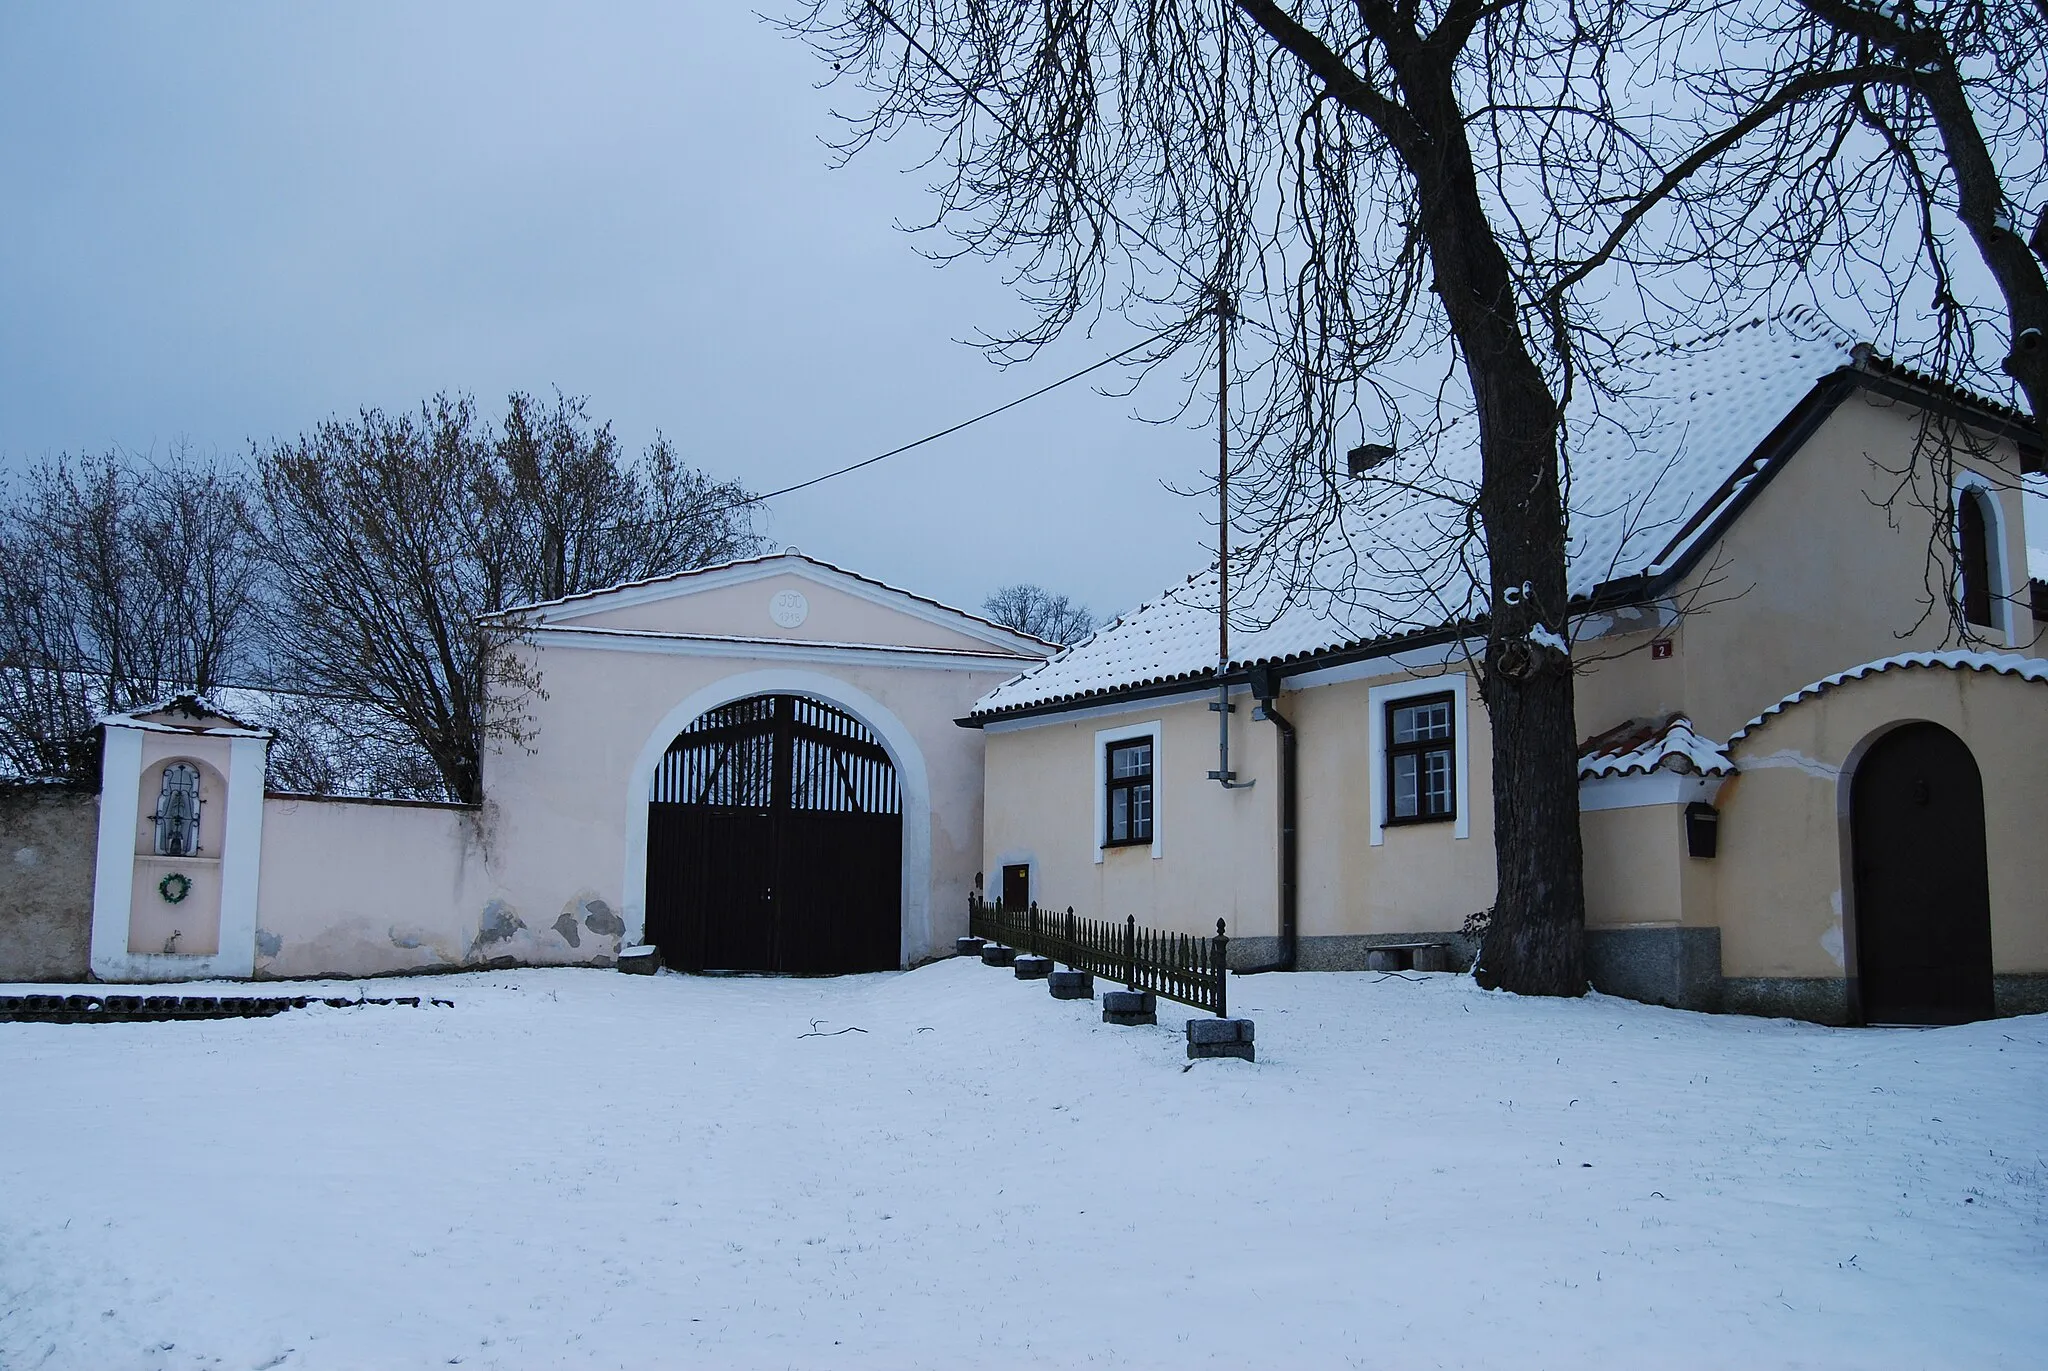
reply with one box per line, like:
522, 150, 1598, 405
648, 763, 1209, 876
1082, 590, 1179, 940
1849, 722, 1994, 1025
645, 694, 902, 974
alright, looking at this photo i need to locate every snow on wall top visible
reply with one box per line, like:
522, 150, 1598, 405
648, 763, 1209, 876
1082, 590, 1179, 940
1577, 714, 1733, 779
976, 308, 1859, 717
1729, 651, 2048, 743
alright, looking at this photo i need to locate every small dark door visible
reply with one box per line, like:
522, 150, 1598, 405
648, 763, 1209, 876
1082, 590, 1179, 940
1849, 722, 1995, 1025
1002, 863, 1030, 911
646, 694, 902, 974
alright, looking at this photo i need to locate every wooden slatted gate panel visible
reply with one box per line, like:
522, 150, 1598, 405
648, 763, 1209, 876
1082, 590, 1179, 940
646, 694, 902, 974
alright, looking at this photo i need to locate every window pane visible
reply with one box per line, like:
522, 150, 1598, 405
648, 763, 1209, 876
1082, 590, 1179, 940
1393, 752, 1418, 818
1394, 699, 1451, 743
1132, 783, 1152, 839
1111, 741, 1152, 779
1423, 747, 1453, 815
1110, 788, 1129, 842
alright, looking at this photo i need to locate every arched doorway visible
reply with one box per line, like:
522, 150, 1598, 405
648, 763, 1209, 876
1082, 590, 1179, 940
645, 693, 903, 974
1849, 722, 1995, 1024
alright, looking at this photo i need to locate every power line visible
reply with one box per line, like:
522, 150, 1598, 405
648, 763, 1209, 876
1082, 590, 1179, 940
744, 326, 1182, 504
574, 323, 1186, 540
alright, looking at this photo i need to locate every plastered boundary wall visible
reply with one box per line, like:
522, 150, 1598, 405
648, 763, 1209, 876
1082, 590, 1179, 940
249, 794, 621, 979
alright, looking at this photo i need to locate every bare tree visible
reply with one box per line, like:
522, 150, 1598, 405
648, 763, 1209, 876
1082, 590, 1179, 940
785, 0, 1716, 994
982, 584, 1096, 645
1578, 0, 2046, 438
249, 689, 453, 799
0, 449, 262, 782
258, 393, 763, 803
495, 390, 764, 606
1550, 0, 2045, 642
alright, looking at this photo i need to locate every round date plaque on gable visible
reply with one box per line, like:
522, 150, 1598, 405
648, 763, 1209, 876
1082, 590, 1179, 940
769, 589, 809, 629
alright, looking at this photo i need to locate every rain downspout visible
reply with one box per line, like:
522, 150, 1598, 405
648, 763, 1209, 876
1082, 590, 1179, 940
1241, 664, 1298, 973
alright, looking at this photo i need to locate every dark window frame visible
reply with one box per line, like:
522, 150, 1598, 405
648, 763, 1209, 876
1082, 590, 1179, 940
1384, 691, 1457, 827
1103, 737, 1155, 848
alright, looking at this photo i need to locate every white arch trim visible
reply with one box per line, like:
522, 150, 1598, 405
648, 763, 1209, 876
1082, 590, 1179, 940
620, 667, 934, 967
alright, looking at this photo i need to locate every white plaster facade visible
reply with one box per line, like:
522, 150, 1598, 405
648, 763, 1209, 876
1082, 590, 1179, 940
80, 553, 1048, 982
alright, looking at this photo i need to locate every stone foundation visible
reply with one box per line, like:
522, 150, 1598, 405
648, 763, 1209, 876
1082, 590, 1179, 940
1585, 927, 1723, 1012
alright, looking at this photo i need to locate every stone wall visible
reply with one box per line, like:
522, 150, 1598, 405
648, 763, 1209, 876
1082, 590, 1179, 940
0, 785, 98, 982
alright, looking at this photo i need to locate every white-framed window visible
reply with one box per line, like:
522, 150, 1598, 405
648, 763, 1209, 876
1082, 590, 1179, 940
153, 762, 202, 856
1953, 469, 2020, 646
1368, 673, 1471, 845
1093, 719, 1163, 861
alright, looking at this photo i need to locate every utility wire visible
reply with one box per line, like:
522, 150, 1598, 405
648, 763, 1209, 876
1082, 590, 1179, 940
739, 324, 1181, 506
564, 322, 1186, 541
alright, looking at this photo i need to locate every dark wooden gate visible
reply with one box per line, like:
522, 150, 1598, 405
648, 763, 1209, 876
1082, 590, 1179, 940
1849, 722, 1995, 1025
646, 694, 902, 974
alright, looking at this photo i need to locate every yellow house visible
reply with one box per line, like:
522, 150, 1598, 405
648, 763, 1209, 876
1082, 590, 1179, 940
964, 309, 2048, 1025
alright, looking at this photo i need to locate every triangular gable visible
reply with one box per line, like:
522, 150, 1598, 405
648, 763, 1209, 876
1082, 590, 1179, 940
494, 551, 1054, 659
102, 693, 272, 738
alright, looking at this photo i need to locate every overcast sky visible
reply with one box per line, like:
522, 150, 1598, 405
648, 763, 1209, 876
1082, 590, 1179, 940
0, 3, 1220, 620
4, 5, 2039, 618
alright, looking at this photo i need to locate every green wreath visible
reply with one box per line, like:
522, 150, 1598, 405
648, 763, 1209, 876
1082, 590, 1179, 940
158, 872, 192, 905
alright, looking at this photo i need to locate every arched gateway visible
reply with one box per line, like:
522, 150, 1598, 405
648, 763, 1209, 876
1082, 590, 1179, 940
645, 693, 903, 973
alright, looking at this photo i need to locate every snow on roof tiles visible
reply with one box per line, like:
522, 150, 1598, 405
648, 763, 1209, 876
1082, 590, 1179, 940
1578, 714, 1733, 779
1729, 651, 2048, 743
977, 308, 1859, 717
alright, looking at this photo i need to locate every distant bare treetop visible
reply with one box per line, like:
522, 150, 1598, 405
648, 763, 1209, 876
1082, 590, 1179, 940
259, 392, 764, 803
0, 448, 262, 783
982, 584, 1096, 646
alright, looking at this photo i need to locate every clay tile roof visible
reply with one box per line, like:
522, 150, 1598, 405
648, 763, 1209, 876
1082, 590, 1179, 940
1577, 714, 1733, 779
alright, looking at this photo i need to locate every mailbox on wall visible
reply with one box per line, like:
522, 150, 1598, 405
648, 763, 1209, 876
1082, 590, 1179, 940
1684, 801, 1720, 859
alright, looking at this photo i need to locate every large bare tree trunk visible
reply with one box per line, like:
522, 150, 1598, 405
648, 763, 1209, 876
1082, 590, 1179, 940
1421, 123, 1588, 998
1242, 4, 1590, 993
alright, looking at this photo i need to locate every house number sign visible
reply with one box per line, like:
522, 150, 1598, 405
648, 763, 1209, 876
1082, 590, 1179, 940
769, 590, 809, 629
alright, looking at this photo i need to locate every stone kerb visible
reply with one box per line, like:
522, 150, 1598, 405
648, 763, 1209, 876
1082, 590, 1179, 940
1047, 969, 1093, 1000
1102, 988, 1156, 1026
1186, 1017, 1256, 1061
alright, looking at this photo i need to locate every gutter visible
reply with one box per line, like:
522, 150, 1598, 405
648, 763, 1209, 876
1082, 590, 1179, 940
1237, 663, 1299, 974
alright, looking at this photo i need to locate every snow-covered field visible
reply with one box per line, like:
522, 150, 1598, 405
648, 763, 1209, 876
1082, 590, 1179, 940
3, 961, 2043, 1371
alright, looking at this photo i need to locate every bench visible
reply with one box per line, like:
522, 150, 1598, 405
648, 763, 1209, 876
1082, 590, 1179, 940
1367, 941, 1455, 973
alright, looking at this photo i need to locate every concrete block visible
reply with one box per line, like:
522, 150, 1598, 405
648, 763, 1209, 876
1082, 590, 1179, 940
1185, 1017, 1254, 1045
1047, 970, 1094, 1000
1013, 955, 1053, 980
955, 936, 987, 957
980, 944, 1017, 967
616, 945, 662, 975
1102, 988, 1156, 1026
1366, 949, 1406, 973
1186, 1039, 1256, 1061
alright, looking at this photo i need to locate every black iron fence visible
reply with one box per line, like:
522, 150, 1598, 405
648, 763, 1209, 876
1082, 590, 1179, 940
968, 893, 1228, 1017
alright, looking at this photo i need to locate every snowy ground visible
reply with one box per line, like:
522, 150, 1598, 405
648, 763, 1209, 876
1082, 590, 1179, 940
3, 961, 2044, 1371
